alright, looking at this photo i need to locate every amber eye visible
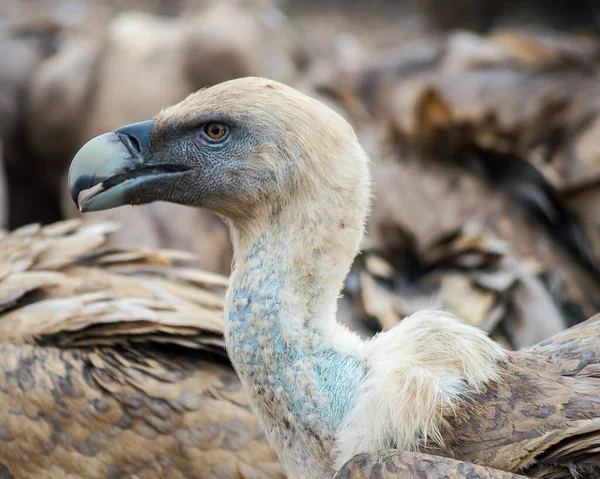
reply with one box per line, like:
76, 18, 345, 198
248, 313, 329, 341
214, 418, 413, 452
203, 122, 228, 142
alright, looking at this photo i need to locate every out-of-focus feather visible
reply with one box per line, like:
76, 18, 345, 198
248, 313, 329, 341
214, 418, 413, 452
350, 223, 566, 348
319, 29, 600, 331
0, 219, 284, 478
23, 2, 302, 275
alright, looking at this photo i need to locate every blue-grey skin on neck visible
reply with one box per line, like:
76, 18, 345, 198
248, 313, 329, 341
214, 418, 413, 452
225, 235, 365, 473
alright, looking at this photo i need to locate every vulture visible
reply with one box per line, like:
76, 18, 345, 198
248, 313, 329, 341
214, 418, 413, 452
0, 219, 284, 478
69, 77, 600, 479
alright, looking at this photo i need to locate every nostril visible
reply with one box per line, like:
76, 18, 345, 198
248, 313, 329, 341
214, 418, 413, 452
129, 136, 142, 153
114, 120, 155, 158
124, 133, 141, 154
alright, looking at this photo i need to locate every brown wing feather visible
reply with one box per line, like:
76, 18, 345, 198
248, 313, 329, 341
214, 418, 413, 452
435, 346, 600, 478
527, 314, 600, 376
0, 343, 283, 478
0, 220, 285, 478
333, 451, 527, 479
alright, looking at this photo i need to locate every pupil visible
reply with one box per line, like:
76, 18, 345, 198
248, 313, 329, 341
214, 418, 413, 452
211, 126, 220, 135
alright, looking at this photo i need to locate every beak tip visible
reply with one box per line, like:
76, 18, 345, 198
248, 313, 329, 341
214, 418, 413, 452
68, 124, 155, 213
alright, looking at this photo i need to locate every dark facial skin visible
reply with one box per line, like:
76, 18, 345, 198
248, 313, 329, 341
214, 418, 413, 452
147, 115, 265, 209
69, 113, 283, 219
69, 77, 344, 221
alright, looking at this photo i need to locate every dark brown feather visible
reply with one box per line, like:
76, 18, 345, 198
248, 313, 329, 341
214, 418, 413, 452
430, 315, 600, 478
333, 450, 527, 478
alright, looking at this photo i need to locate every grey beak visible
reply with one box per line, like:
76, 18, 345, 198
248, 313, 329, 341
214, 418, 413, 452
68, 120, 155, 212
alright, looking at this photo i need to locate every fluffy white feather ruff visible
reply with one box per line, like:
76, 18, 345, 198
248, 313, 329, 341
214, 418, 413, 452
334, 309, 507, 468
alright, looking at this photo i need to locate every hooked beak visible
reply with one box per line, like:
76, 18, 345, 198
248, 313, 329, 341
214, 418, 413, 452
68, 120, 188, 212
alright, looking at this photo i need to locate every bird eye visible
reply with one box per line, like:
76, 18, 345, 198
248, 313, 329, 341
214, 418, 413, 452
202, 122, 229, 142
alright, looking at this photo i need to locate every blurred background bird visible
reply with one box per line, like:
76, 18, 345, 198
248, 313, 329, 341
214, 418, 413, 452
3, 0, 600, 477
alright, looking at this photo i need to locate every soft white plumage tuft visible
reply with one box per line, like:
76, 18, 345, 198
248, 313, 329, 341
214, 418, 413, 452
334, 309, 507, 468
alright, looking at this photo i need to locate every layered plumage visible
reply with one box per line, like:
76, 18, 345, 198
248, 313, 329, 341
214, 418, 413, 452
68, 77, 600, 479
0, 219, 284, 478
438, 316, 600, 478
334, 451, 527, 478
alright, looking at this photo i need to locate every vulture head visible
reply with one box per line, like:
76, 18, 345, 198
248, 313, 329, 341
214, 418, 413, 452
69, 77, 371, 240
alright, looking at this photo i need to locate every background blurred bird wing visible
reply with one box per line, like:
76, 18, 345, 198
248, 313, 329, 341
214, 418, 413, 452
0, 218, 227, 349
0, 219, 285, 478
0, 341, 285, 478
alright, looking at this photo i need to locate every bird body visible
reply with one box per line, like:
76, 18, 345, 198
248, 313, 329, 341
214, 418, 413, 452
438, 318, 600, 478
69, 77, 600, 478
0, 219, 284, 478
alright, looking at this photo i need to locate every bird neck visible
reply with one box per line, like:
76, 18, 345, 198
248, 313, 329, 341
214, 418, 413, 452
224, 194, 367, 435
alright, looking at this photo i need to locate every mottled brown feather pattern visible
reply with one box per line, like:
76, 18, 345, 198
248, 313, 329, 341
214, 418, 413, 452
336, 315, 600, 478
426, 315, 600, 478
333, 450, 527, 478
0, 219, 285, 478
